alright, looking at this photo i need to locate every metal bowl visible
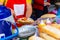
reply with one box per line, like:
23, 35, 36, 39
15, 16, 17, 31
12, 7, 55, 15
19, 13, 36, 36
18, 25, 37, 38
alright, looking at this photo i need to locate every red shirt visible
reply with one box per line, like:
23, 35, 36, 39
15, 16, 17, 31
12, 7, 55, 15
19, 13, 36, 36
33, 0, 50, 10
6, 0, 26, 18
6, 0, 27, 28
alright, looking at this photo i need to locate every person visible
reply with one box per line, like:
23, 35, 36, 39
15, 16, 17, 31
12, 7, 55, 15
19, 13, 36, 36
31, 0, 51, 20
44, 0, 51, 13
0, 0, 5, 5
26, 0, 32, 18
4, 0, 32, 27
5, 0, 32, 18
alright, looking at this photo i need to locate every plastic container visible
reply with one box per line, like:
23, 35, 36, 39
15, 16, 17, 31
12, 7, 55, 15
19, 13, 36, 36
0, 5, 16, 29
38, 20, 46, 32
0, 20, 18, 40
0, 5, 15, 23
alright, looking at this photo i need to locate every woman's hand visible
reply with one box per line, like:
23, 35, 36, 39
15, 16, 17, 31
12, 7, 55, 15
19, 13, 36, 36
10, 8, 15, 17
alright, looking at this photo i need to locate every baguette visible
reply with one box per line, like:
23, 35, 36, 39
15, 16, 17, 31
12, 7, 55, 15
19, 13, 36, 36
40, 33, 57, 40
51, 23, 60, 29
40, 25, 60, 39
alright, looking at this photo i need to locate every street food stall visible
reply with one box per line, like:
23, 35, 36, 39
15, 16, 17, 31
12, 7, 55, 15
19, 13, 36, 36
0, 0, 60, 40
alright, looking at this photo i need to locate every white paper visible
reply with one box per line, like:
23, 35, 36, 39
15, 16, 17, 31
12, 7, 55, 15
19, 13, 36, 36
14, 4, 25, 16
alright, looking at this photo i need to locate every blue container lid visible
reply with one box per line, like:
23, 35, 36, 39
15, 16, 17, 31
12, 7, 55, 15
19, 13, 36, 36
0, 5, 11, 19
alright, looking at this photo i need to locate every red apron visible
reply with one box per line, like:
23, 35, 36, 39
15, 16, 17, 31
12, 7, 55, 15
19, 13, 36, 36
6, 0, 26, 29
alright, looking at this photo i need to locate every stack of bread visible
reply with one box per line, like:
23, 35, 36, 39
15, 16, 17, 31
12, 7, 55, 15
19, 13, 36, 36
29, 14, 60, 40
37, 17, 60, 40
29, 24, 60, 40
